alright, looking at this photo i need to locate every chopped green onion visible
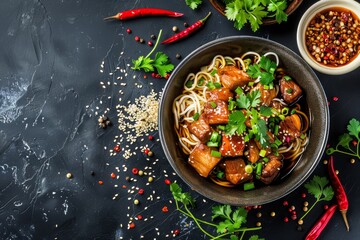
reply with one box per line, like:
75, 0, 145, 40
286, 88, 293, 94
197, 77, 205, 86
214, 82, 222, 89
284, 75, 292, 81
281, 107, 289, 115
259, 149, 267, 157
291, 109, 297, 115
274, 125, 279, 135
210, 69, 217, 76
275, 138, 282, 146
216, 171, 224, 179
244, 134, 250, 142
279, 114, 285, 120
211, 150, 221, 158
209, 101, 217, 108
248, 82, 254, 87
228, 100, 235, 110
262, 157, 269, 163
245, 165, 253, 174
206, 81, 215, 90
193, 113, 200, 121
243, 59, 252, 69
244, 182, 255, 191
185, 80, 194, 88
210, 132, 220, 142
217, 125, 225, 131
269, 67, 276, 74
263, 85, 269, 90
256, 163, 263, 178
207, 141, 219, 147
269, 83, 274, 89
235, 87, 243, 95
300, 133, 306, 139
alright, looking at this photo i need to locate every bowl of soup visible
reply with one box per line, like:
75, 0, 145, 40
297, 0, 360, 75
159, 36, 329, 206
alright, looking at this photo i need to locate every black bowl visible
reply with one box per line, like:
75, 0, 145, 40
159, 36, 329, 206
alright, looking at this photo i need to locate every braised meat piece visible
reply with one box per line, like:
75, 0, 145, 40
220, 133, 245, 157
280, 78, 303, 104
188, 116, 212, 143
279, 114, 301, 143
188, 143, 222, 177
218, 66, 252, 90
225, 158, 253, 185
260, 154, 283, 185
252, 83, 277, 106
208, 88, 234, 102
203, 100, 229, 125
247, 139, 260, 163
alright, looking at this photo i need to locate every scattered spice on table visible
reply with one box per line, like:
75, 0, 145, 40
161, 12, 211, 44
305, 204, 337, 240
328, 156, 350, 231
104, 8, 184, 21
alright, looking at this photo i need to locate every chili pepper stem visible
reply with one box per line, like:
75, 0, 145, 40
341, 210, 350, 231
103, 14, 120, 21
200, 12, 212, 23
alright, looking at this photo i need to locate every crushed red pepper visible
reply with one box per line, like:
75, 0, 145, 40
305, 8, 360, 66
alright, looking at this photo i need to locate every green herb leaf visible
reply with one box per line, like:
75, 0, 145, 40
153, 52, 174, 77
170, 183, 195, 207
249, 235, 265, 240
225, 110, 247, 135
247, 56, 277, 86
185, 0, 202, 10
267, 0, 288, 23
348, 118, 360, 140
132, 56, 154, 72
337, 133, 353, 150
212, 205, 247, 233
304, 175, 333, 201
260, 106, 273, 116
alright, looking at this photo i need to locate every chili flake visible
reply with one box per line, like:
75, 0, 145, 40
162, 206, 169, 212
173, 229, 180, 236
110, 172, 116, 179
98, 180, 104, 185
132, 168, 139, 175
138, 188, 144, 195
113, 145, 121, 152
129, 222, 135, 229
137, 214, 143, 220
305, 8, 360, 66
164, 179, 171, 185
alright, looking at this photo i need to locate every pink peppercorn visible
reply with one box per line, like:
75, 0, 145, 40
135, 36, 140, 41
126, 28, 132, 34
138, 189, 144, 195
284, 217, 289, 223
110, 173, 116, 179
333, 96, 339, 101
137, 215, 143, 220
165, 179, 171, 185
147, 41, 153, 46
144, 149, 149, 155
173, 229, 180, 236
283, 201, 289, 206
132, 168, 139, 175
148, 135, 154, 140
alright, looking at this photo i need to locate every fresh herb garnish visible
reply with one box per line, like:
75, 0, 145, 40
132, 29, 174, 77
185, 0, 202, 10
224, 0, 288, 32
170, 182, 264, 239
225, 110, 247, 135
300, 175, 334, 221
236, 90, 261, 109
247, 56, 277, 86
326, 118, 360, 160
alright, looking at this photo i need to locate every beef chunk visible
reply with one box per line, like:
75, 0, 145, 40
203, 100, 229, 125
225, 158, 253, 185
188, 116, 212, 143
208, 88, 234, 102
188, 143, 222, 177
278, 114, 301, 143
280, 78, 303, 104
220, 133, 245, 157
260, 154, 283, 185
218, 66, 252, 90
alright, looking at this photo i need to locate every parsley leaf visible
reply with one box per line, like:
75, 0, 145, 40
169, 183, 264, 239
225, 110, 247, 135
131, 29, 174, 77
260, 106, 273, 116
224, 0, 289, 32
326, 118, 360, 160
153, 52, 174, 77
247, 56, 277, 86
300, 175, 334, 221
185, 0, 202, 10
249, 236, 265, 240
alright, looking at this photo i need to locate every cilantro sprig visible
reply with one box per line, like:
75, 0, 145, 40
326, 118, 360, 160
132, 29, 174, 77
247, 56, 277, 86
300, 175, 334, 221
224, 0, 288, 32
170, 182, 264, 240
185, 0, 203, 10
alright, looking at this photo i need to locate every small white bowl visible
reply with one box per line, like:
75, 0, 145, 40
297, 0, 360, 75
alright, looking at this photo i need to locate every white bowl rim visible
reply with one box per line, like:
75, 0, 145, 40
297, 0, 360, 75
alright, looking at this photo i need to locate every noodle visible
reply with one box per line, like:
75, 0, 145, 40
173, 52, 310, 188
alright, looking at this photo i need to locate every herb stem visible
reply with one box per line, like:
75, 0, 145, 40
239, 230, 246, 240
145, 29, 162, 59
334, 148, 357, 157
211, 227, 262, 240
183, 203, 215, 238
174, 200, 217, 227
300, 199, 319, 220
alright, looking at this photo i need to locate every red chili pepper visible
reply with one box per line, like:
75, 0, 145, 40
104, 8, 183, 21
161, 12, 211, 44
305, 204, 337, 240
328, 156, 350, 231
